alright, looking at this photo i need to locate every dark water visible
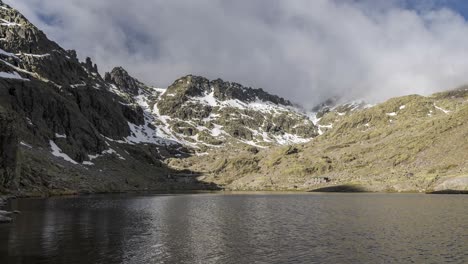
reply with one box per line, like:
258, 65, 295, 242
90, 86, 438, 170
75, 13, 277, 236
0, 193, 467, 264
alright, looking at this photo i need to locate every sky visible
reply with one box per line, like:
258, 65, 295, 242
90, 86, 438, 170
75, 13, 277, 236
6, 0, 468, 107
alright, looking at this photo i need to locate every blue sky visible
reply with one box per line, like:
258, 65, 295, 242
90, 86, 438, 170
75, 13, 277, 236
411, 0, 468, 18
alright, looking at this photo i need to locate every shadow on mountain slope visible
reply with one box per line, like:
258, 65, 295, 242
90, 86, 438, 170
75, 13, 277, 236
309, 185, 368, 193
0, 79, 221, 195
428, 190, 468, 194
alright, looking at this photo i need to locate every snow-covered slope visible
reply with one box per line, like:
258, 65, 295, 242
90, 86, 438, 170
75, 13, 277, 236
309, 99, 374, 134
106, 71, 319, 149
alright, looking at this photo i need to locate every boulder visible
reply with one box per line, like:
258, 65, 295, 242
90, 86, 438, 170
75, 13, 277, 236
0, 214, 12, 223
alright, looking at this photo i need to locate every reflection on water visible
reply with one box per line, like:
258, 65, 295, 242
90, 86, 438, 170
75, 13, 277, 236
0, 193, 467, 263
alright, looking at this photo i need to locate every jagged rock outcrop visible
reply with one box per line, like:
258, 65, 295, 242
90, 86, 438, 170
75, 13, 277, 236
0, 2, 206, 194
0, 109, 18, 189
153, 75, 318, 146
105, 67, 143, 95
0, 1, 319, 194
0, 1, 61, 54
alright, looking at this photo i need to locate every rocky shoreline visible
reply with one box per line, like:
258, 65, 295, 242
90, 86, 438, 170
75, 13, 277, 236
0, 195, 16, 223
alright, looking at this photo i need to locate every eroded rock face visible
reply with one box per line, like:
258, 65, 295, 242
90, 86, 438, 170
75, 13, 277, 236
0, 2, 61, 54
0, 1, 153, 163
154, 75, 318, 145
0, 2, 166, 192
0, 110, 18, 189
0, 0, 322, 195
105, 67, 143, 95
159, 75, 292, 112
6, 78, 138, 160
434, 176, 468, 192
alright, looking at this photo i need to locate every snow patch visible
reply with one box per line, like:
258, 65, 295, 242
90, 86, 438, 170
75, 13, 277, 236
25, 117, 33, 125
49, 140, 78, 164
17, 53, 50, 58
87, 147, 125, 162
153, 87, 167, 94
273, 133, 310, 145
211, 124, 224, 137
307, 112, 321, 125
434, 104, 451, 114
126, 121, 166, 145
0, 71, 29, 81
399, 105, 406, 110
20, 142, 32, 148
127, 96, 180, 146
386, 112, 397, 117
0, 19, 21, 27
0, 48, 18, 59
317, 124, 333, 135
0, 58, 59, 85
197, 91, 218, 106
70, 82, 86, 88
103, 148, 126, 160
55, 133, 67, 138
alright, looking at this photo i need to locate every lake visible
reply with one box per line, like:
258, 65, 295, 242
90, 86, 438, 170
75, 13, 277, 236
0, 193, 467, 263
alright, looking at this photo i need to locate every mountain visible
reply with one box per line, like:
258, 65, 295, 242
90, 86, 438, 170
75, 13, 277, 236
174, 88, 468, 193
0, 1, 318, 195
108, 71, 318, 151
0, 1, 196, 194
0, 1, 466, 195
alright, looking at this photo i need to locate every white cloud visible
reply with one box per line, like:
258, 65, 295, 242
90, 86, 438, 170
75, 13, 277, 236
5, 0, 468, 107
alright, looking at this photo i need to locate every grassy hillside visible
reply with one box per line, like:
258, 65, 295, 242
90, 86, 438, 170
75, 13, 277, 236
170, 87, 468, 192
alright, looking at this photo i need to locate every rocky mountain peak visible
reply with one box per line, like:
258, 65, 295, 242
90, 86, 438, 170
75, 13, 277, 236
105, 66, 146, 95
0, 2, 105, 87
161, 75, 210, 98
148, 74, 319, 147
83, 57, 98, 74
0, 1, 62, 54
164, 74, 292, 106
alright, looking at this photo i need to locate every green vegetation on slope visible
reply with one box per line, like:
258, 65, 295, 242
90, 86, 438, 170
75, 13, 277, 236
172, 88, 468, 192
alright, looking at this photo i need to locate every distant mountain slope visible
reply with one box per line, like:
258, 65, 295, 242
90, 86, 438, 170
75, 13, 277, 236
174, 88, 468, 193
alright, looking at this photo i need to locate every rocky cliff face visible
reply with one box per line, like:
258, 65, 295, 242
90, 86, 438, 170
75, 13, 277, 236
105, 67, 146, 96
0, 1, 200, 194
99, 67, 319, 150
0, 1, 318, 194
1, 1, 466, 195
0, 109, 18, 190
154, 75, 318, 148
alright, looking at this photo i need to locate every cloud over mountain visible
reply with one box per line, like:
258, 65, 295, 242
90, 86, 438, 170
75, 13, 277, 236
7, 0, 468, 106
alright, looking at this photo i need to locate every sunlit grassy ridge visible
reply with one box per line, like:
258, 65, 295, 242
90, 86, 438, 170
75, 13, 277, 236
170, 87, 468, 192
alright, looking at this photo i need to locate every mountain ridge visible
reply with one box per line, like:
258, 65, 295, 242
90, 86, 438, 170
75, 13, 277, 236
0, 1, 466, 195
0, 1, 321, 195
172, 87, 468, 192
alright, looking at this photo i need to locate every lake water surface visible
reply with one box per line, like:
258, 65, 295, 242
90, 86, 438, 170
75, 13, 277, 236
0, 193, 467, 264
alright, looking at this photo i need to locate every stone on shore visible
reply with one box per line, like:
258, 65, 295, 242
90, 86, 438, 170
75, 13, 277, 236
0, 215, 12, 223
0, 210, 13, 223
